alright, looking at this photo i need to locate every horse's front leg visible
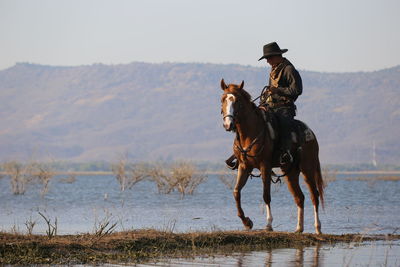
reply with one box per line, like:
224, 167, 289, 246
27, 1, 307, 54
233, 165, 252, 230
261, 165, 273, 231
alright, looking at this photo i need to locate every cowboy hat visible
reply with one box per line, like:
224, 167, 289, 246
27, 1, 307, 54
258, 42, 288, 61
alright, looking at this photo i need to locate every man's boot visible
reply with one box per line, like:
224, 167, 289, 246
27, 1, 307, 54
280, 150, 293, 166
277, 112, 294, 166
225, 154, 238, 170
279, 134, 293, 166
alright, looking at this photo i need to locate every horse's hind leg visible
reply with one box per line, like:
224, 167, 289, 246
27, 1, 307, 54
233, 165, 253, 230
285, 168, 305, 233
301, 168, 322, 234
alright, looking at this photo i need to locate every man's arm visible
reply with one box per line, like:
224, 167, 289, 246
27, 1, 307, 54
275, 65, 303, 101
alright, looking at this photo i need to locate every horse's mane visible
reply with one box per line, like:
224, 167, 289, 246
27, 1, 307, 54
226, 84, 251, 101
226, 84, 258, 110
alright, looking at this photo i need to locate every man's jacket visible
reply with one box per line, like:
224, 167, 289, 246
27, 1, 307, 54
266, 58, 303, 108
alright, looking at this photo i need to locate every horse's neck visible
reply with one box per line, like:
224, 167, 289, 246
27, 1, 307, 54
236, 105, 263, 141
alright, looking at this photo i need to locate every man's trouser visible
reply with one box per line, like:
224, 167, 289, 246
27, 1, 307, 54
272, 107, 295, 154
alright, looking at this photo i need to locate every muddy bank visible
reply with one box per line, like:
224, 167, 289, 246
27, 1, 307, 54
1, 230, 399, 265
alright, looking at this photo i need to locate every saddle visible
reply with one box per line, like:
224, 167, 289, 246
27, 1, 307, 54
259, 106, 315, 168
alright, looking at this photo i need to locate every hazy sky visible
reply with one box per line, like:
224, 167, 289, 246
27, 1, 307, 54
1, 0, 399, 72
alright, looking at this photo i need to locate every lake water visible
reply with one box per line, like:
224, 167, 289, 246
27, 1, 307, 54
137, 240, 400, 266
1, 173, 399, 265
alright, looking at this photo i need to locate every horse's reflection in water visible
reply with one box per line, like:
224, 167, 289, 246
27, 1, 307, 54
233, 244, 322, 267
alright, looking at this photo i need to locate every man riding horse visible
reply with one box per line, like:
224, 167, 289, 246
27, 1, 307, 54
226, 41, 302, 168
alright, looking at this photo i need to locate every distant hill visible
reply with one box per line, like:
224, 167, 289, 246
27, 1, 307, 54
0, 62, 399, 165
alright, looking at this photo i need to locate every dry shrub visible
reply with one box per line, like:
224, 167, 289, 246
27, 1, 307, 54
10, 224, 20, 234
33, 162, 55, 197
24, 216, 37, 235
2, 161, 34, 195
93, 216, 118, 237
148, 161, 207, 198
38, 212, 57, 239
148, 163, 172, 194
111, 156, 148, 191
90, 210, 119, 245
2, 161, 55, 196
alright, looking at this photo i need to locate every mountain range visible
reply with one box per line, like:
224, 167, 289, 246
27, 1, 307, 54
0, 62, 399, 165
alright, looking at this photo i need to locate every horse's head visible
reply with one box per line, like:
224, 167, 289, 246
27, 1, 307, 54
220, 79, 252, 132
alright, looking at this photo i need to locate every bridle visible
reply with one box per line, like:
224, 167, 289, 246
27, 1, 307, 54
221, 87, 267, 123
221, 94, 241, 130
222, 88, 284, 183
222, 114, 235, 122
235, 127, 266, 159
222, 92, 266, 159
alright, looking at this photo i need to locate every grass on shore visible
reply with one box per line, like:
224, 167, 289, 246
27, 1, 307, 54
1, 229, 399, 265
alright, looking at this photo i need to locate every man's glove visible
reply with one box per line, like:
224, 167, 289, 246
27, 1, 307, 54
268, 87, 280, 94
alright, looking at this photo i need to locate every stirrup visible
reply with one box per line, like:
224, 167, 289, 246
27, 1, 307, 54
279, 150, 293, 165
225, 155, 238, 170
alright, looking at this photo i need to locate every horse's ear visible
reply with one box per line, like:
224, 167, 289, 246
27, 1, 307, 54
239, 80, 244, 90
220, 79, 228, 91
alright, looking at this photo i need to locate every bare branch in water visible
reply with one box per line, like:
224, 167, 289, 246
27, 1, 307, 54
111, 153, 148, 191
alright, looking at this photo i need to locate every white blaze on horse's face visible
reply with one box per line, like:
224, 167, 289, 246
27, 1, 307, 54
223, 93, 236, 131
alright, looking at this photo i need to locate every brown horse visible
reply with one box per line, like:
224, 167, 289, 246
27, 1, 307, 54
220, 79, 325, 234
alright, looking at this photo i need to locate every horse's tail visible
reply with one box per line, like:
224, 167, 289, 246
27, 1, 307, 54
315, 158, 325, 209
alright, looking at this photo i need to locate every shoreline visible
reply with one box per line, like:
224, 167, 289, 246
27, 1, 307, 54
1, 230, 399, 265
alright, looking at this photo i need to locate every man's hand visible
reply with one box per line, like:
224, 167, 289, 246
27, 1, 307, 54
268, 87, 280, 94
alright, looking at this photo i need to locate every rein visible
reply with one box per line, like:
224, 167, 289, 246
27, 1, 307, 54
234, 88, 283, 183
251, 87, 266, 105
